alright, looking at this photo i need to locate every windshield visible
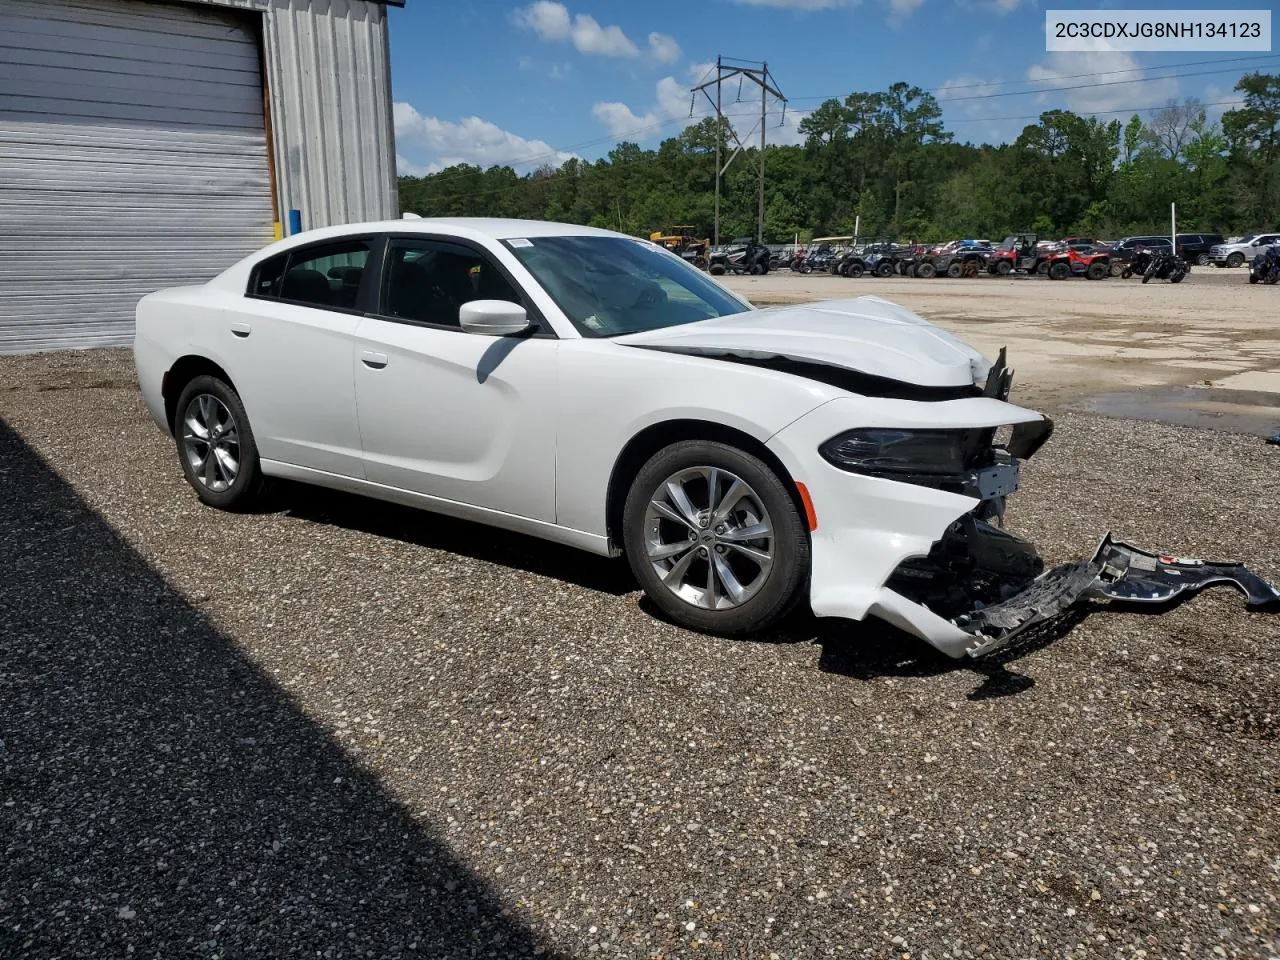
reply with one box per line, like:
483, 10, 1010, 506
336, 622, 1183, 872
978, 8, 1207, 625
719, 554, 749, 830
1239, 234, 1258, 243
505, 235, 752, 338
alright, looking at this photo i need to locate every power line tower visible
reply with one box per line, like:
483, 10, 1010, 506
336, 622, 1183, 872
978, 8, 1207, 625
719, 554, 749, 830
691, 57, 787, 248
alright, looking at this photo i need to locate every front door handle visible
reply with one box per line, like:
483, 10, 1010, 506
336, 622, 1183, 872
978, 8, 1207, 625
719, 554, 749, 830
230, 322, 252, 338
361, 350, 389, 369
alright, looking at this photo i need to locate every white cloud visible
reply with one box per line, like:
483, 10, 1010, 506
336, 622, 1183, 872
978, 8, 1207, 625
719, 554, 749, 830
393, 102, 577, 173
1203, 82, 1246, 122
888, 0, 924, 18
592, 101, 656, 138
1026, 45, 1178, 114
936, 75, 1026, 143
513, 1, 571, 39
994, 0, 1021, 9
648, 32, 681, 64
514, 2, 639, 58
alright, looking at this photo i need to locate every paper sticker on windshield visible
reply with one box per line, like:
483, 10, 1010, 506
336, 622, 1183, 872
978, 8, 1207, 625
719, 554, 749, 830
508, 238, 534, 248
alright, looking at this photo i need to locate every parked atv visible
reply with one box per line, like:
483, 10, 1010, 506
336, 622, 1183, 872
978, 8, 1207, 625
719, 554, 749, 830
1045, 246, 1112, 280
708, 239, 771, 276
1247, 248, 1280, 284
1139, 250, 1189, 284
984, 233, 1041, 275
914, 240, 990, 279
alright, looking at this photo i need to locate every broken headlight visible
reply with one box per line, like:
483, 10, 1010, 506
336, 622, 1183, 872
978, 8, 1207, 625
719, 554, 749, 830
818, 428, 970, 476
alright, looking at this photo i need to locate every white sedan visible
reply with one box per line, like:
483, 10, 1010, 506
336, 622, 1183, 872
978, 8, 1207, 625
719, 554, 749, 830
134, 218, 1061, 658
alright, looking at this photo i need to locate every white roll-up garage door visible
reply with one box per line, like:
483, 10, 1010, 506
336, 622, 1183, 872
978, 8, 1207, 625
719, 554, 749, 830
0, 0, 273, 353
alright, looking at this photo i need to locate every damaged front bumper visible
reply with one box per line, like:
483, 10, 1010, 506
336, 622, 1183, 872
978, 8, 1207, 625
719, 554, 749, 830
955, 534, 1280, 658
765, 368, 1279, 660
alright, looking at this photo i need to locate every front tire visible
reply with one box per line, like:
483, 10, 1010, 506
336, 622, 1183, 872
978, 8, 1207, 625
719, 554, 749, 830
173, 374, 266, 510
915, 261, 936, 279
1227, 253, 1245, 268
1048, 261, 1071, 280
995, 260, 1013, 276
622, 441, 809, 636
1086, 262, 1107, 280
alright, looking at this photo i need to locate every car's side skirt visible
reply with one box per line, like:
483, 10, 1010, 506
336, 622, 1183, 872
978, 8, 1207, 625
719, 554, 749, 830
260, 460, 614, 557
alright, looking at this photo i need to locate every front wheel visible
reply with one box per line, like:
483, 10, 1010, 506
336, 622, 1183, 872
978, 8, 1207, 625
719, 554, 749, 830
1170, 270, 1185, 283
709, 264, 726, 276
847, 263, 864, 279
1109, 260, 1125, 277
1227, 253, 1245, 268
173, 374, 267, 510
995, 260, 1013, 276
622, 442, 810, 636
1196, 254, 1211, 266
1048, 262, 1071, 280
1086, 262, 1108, 280
915, 261, 936, 279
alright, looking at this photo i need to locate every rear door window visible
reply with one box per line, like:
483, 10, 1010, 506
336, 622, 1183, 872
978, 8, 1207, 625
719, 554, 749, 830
249, 238, 373, 312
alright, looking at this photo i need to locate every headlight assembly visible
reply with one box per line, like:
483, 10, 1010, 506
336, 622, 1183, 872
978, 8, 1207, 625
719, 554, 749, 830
818, 428, 970, 476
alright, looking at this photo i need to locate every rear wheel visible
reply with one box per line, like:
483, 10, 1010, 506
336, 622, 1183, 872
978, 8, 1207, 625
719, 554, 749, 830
946, 261, 963, 279
847, 263, 864, 279
1035, 260, 1049, 275
1048, 261, 1070, 281
1170, 270, 1186, 283
1086, 262, 1107, 280
916, 261, 936, 279
709, 264, 726, 276
1109, 260, 1125, 277
622, 441, 809, 636
1196, 254, 1211, 266
875, 261, 894, 278
995, 260, 1013, 276
173, 374, 267, 510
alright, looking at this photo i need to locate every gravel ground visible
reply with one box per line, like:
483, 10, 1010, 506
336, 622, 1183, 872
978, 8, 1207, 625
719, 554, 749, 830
1, 348, 1278, 959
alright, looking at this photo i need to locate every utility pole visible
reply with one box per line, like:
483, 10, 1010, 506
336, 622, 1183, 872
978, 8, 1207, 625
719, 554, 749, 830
690, 57, 786, 249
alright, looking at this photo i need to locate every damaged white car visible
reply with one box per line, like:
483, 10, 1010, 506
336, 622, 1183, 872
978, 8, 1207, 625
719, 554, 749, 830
134, 219, 1279, 658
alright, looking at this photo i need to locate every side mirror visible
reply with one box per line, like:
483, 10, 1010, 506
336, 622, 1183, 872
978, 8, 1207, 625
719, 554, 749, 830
459, 299, 532, 337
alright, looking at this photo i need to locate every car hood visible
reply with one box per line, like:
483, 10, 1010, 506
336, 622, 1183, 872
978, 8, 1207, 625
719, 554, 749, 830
613, 296, 990, 388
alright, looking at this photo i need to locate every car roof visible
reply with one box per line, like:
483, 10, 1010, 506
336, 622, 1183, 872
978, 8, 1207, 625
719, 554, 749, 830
273, 217, 627, 249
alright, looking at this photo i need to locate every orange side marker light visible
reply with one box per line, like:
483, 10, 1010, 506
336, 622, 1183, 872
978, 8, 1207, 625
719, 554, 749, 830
795, 481, 818, 532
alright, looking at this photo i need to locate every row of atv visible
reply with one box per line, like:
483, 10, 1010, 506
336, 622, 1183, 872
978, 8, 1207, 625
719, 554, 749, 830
816, 234, 1187, 282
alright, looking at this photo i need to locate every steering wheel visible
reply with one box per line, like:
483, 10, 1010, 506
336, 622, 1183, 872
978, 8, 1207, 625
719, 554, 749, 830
633, 283, 668, 308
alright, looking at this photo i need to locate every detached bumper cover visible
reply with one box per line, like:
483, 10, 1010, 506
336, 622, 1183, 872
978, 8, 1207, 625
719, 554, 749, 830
957, 534, 1280, 658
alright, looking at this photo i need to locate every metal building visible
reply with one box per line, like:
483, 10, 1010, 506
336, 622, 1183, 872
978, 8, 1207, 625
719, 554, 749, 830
0, 0, 402, 353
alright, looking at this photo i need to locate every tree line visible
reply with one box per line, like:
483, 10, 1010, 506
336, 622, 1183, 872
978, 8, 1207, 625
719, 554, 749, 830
397, 72, 1280, 242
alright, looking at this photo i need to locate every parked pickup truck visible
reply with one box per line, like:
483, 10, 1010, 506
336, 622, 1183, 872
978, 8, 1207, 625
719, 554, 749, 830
1210, 232, 1280, 268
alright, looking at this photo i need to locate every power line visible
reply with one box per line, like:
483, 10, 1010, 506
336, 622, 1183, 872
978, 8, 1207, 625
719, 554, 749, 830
937, 62, 1280, 104
787, 54, 1280, 102
947, 98, 1245, 124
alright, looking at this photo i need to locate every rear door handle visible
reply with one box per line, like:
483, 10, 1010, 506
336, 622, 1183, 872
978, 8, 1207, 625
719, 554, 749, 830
361, 350, 389, 369
230, 322, 252, 338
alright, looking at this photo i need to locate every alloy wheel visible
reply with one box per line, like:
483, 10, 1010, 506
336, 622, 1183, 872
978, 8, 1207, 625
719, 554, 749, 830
182, 393, 240, 492
642, 466, 774, 610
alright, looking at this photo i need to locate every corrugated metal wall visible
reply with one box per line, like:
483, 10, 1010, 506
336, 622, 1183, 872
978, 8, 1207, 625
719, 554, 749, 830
261, 0, 400, 230
0, 0, 274, 352
0, 0, 398, 354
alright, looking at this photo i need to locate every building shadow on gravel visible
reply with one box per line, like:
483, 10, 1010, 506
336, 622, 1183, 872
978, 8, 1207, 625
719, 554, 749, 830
276, 482, 636, 596
0, 420, 555, 960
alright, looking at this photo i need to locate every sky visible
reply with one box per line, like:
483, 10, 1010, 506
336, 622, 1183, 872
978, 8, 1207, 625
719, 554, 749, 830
387, 0, 1278, 176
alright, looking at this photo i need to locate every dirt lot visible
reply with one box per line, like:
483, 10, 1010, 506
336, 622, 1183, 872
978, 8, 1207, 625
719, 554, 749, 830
2, 338, 1278, 958
721, 269, 1280, 436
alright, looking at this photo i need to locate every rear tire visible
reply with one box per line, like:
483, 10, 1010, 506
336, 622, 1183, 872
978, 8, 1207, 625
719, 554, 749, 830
622, 441, 810, 636
1109, 260, 1125, 277
946, 261, 963, 279
1086, 262, 1107, 281
1048, 261, 1070, 281
915, 261, 936, 279
1035, 260, 1049, 275
709, 264, 726, 276
847, 263, 864, 279
875, 261, 894, 278
173, 374, 267, 511
995, 260, 1013, 276
1196, 254, 1210, 266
